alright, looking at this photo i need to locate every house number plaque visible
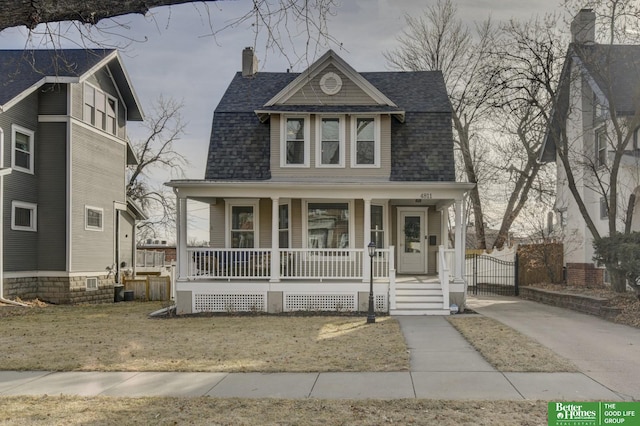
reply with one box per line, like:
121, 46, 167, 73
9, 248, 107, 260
420, 193, 432, 199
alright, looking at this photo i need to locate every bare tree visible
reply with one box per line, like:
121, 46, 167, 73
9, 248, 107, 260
485, 16, 564, 248
384, 0, 499, 249
1, 1, 339, 64
127, 96, 187, 240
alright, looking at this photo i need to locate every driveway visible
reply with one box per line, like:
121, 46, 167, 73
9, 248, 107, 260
468, 295, 640, 401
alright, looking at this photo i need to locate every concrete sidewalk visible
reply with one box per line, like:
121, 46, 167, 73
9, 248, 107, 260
469, 295, 640, 401
0, 314, 624, 401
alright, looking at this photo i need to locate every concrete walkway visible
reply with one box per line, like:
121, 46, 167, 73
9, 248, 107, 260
469, 295, 640, 401
1, 305, 629, 401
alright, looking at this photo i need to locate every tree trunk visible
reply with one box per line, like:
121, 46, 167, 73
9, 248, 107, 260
608, 267, 627, 293
0, 0, 206, 31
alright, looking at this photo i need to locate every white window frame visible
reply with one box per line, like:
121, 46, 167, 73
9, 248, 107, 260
225, 199, 260, 248
11, 124, 35, 174
302, 199, 354, 250
86, 277, 98, 291
315, 115, 345, 168
595, 127, 607, 168
278, 201, 291, 249
84, 83, 118, 136
11, 201, 37, 232
350, 115, 380, 168
281, 115, 310, 168
85, 205, 104, 231
370, 203, 388, 249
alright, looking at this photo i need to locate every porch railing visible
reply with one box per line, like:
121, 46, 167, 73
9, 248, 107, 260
185, 247, 391, 280
438, 246, 454, 309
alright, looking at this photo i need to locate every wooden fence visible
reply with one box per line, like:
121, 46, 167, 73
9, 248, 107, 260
517, 243, 564, 285
123, 275, 171, 301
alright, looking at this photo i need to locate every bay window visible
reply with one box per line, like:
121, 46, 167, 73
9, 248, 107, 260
317, 116, 344, 167
282, 116, 309, 166
352, 116, 379, 167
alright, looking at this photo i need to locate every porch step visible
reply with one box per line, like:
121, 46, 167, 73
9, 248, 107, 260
392, 281, 447, 315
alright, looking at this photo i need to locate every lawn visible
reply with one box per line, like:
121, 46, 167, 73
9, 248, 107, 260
0, 301, 565, 425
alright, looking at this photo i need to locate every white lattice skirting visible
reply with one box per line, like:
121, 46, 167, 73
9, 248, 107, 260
192, 292, 388, 313
194, 293, 266, 312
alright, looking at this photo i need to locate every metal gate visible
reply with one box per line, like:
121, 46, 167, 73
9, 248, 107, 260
465, 253, 518, 296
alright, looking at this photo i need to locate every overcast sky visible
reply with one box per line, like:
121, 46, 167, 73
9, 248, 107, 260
0, 0, 566, 242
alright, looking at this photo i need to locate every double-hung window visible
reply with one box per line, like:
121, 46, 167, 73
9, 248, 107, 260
84, 83, 118, 136
317, 116, 344, 167
282, 116, 309, 167
596, 128, 607, 167
227, 201, 259, 248
352, 116, 379, 167
12, 201, 37, 232
11, 125, 34, 174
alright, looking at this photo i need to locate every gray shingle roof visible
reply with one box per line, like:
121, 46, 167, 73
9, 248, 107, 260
0, 49, 115, 107
541, 43, 640, 162
205, 69, 454, 181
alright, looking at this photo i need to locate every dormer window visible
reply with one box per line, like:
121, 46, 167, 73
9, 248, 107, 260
352, 116, 380, 167
281, 116, 309, 167
316, 116, 344, 167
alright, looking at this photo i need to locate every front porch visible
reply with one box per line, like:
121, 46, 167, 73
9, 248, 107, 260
169, 180, 472, 315
175, 246, 464, 315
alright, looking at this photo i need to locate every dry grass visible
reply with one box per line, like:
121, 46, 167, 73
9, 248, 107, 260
448, 316, 577, 372
0, 396, 548, 426
0, 302, 409, 372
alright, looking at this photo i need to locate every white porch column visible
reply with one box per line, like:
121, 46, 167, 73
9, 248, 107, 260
440, 209, 449, 249
363, 198, 372, 282
454, 199, 464, 281
176, 194, 188, 280
270, 197, 280, 283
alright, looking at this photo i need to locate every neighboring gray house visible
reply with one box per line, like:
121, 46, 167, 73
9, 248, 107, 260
168, 49, 472, 315
0, 49, 145, 304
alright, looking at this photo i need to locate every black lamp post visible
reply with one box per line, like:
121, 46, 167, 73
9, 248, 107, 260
367, 241, 376, 324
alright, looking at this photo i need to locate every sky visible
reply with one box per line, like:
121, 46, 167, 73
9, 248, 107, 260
0, 0, 566, 243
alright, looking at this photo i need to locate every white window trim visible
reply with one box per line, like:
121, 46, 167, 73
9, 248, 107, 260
279, 201, 292, 248
280, 115, 310, 168
83, 82, 118, 136
315, 115, 345, 168
86, 277, 98, 291
85, 205, 104, 231
11, 124, 35, 174
302, 199, 354, 250
595, 127, 607, 168
225, 199, 260, 247
350, 115, 380, 168
371, 202, 388, 248
11, 201, 37, 232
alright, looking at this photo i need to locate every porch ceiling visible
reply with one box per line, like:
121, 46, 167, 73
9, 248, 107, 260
167, 179, 474, 203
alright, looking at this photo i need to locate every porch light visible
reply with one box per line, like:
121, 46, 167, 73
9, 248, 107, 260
367, 241, 376, 324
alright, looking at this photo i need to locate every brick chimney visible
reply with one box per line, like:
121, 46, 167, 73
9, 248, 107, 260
242, 47, 258, 77
571, 9, 596, 44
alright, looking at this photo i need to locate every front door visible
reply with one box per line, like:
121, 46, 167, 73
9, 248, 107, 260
397, 208, 428, 274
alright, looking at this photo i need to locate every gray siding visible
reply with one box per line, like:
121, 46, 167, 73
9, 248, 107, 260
284, 64, 377, 105
209, 202, 225, 248
70, 122, 126, 271
38, 84, 68, 115
36, 121, 67, 270
1, 92, 39, 271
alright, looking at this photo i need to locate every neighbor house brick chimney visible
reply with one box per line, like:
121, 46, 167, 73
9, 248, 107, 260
242, 47, 258, 77
571, 9, 596, 43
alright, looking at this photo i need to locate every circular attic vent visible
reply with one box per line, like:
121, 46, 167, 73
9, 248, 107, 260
320, 72, 342, 95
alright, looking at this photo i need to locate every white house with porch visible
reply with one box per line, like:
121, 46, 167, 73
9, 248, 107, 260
167, 49, 472, 315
